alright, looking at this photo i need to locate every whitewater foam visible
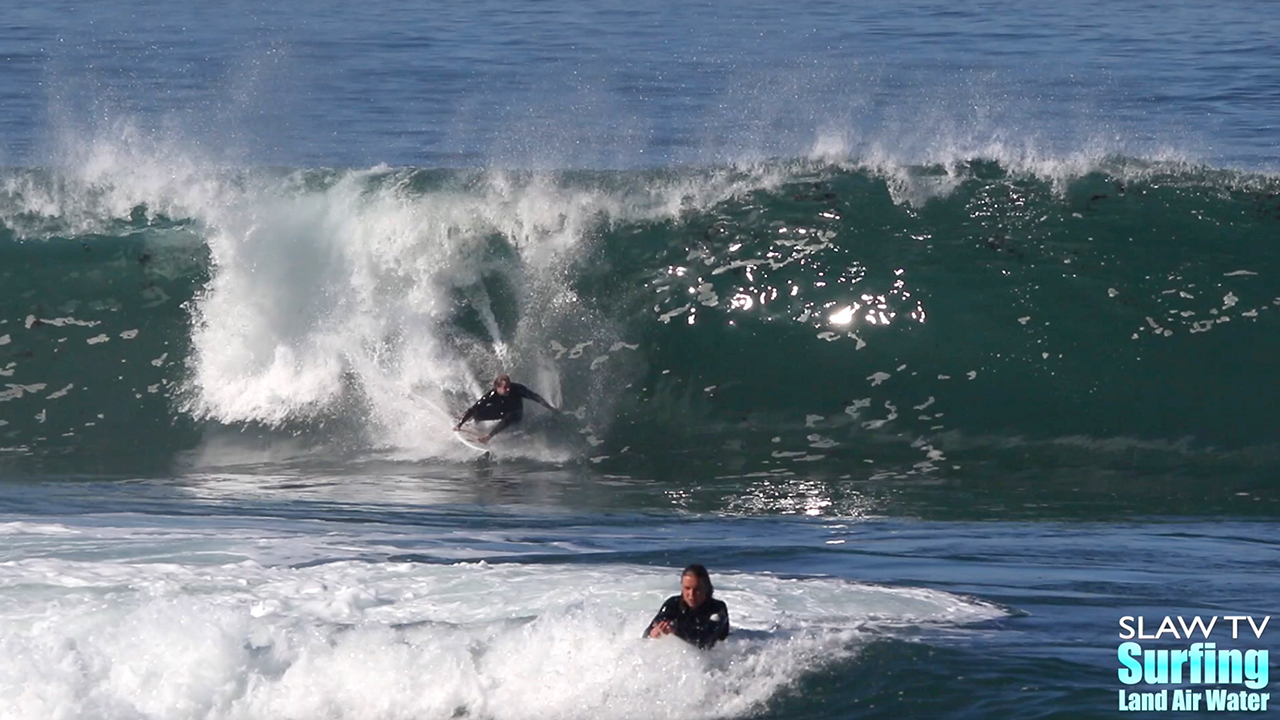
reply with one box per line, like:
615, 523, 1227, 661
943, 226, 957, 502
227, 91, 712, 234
0, 545, 1004, 720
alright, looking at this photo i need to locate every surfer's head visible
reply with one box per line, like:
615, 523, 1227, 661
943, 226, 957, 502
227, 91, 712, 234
494, 374, 512, 395
681, 563, 713, 608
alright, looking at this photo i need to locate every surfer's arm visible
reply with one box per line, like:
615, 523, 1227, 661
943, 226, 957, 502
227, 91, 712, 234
518, 385, 557, 412
709, 601, 730, 645
455, 393, 487, 429
644, 597, 680, 639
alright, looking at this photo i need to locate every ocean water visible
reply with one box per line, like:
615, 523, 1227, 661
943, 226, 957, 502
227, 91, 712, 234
2, 2, 1279, 719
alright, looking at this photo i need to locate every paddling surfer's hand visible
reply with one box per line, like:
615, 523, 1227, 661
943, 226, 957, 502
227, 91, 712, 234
649, 620, 673, 638
477, 434, 490, 444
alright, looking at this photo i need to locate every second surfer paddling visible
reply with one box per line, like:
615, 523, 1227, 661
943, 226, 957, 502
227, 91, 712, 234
454, 374, 559, 443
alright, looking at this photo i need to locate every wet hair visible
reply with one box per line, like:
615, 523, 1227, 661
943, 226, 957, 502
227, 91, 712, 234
681, 563, 714, 597
494, 374, 511, 388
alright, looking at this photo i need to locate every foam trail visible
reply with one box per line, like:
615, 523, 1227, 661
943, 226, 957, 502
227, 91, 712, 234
465, 283, 511, 362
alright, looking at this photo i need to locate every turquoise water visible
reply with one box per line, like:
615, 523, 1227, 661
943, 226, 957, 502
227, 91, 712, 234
2, 3, 1279, 719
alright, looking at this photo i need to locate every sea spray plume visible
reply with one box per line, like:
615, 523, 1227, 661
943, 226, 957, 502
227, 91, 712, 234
0, 135, 223, 241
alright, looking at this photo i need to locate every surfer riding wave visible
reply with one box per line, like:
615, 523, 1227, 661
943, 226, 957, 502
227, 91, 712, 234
454, 374, 559, 443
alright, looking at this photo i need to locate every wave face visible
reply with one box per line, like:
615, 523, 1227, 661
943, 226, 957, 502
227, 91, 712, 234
3, 158, 1279, 483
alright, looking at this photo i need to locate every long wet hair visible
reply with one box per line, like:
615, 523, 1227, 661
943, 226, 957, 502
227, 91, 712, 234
682, 563, 714, 598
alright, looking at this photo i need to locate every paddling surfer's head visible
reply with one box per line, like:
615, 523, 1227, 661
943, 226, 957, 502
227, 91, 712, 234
681, 564, 713, 609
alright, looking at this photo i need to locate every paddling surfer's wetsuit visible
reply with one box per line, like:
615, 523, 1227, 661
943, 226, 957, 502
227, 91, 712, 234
456, 382, 556, 439
644, 596, 730, 649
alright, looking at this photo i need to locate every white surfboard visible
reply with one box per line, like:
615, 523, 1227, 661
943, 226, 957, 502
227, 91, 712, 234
453, 427, 491, 455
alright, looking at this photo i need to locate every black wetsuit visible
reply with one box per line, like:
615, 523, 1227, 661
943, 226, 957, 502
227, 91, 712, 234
644, 596, 730, 649
458, 382, 554, 438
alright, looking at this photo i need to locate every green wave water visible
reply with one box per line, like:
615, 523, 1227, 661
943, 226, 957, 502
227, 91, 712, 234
2, 160, 1278, 515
